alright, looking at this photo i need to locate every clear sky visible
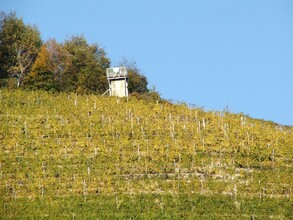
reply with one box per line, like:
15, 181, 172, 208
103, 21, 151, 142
1, 0, 293, 125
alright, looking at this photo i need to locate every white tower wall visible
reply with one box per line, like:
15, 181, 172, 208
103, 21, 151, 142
106, 67, 128, 97
110, 80, 128, 97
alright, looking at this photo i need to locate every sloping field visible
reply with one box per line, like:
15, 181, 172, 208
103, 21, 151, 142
0, 90, 292, 219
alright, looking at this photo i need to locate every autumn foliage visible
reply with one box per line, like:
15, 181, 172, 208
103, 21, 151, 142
0, 12, 149, 95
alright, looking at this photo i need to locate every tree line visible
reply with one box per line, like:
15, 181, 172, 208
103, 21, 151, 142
0, 11, 152, 96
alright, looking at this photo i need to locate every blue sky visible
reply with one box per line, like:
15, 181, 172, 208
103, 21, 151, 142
1, 0, 293, 125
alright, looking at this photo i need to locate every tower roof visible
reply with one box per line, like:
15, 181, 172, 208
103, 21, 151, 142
106, 67, 128, 79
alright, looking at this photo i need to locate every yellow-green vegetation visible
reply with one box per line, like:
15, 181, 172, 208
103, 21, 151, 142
0, 90, 292, 219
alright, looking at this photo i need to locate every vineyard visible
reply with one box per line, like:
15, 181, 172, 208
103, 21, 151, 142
0, 89, 292, 219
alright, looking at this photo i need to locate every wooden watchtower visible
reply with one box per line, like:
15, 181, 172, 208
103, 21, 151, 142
105, 67, 128, 97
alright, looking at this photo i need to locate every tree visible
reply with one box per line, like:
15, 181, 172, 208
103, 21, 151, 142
119, 58, 149, 94
44, 39, 72, 91
63, 35, 110, 93
13, 25, 42, 88
0, 11, 42, 87
24, 45, 55, 90
24, 39, 74, 91
0, 12, 20, 80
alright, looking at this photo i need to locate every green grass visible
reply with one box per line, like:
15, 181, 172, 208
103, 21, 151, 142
1, 194, 292, 219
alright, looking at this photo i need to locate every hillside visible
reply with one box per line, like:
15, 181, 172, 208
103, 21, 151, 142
0, 90, 292, 219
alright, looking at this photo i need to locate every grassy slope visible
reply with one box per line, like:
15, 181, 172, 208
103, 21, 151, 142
0, 90, 292, 219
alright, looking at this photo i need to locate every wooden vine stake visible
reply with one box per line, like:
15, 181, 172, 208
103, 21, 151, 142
83, 179, 87, 195
24, 121, 28, 138
200, 176, 204, 194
